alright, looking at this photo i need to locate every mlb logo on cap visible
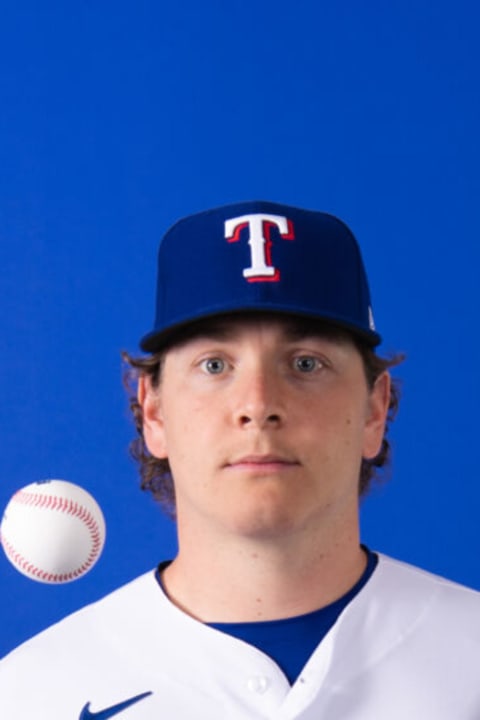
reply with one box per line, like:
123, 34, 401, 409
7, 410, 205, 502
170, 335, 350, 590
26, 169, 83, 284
140, 200, 380, 352
225, 212, 295, 282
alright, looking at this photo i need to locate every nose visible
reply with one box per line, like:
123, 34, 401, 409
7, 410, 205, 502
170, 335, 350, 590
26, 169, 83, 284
233, 366, 285, 429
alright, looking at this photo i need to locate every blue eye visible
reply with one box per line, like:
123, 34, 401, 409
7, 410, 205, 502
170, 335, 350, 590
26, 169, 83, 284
202, 357, 225, 374
293, 356, 320, 373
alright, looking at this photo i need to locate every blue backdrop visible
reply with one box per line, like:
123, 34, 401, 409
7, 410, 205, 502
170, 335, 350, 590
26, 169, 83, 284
1, 0, 479, 658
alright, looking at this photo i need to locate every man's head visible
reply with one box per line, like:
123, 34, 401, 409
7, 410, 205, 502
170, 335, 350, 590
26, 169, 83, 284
125, 201, 402, 518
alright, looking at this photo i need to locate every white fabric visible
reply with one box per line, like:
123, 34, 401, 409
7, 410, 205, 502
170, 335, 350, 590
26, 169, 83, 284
1, 554, 480, 719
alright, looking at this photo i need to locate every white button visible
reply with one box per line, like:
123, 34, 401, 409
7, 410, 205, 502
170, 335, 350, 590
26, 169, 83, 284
247, 676, 270, 694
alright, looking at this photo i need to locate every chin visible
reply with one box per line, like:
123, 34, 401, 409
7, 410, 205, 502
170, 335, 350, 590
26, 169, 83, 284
226, 501, 307, 541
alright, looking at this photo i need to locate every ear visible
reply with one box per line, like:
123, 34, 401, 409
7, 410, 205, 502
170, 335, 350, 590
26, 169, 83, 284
362, 371, 391, 460
138, 376, 168, 459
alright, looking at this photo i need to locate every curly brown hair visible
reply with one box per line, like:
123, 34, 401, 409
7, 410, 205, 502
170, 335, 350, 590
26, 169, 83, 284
122, 317, 403, 518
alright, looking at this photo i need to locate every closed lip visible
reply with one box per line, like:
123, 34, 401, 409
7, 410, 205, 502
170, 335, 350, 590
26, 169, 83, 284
225, 454, 299, 467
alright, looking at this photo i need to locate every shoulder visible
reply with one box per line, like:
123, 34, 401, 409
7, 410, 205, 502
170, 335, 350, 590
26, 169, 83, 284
331, 553, 480, 670
376, 553, 480, 601
0, 571, 159, 696
311, 556, 480, 715
371, 554, 480, 636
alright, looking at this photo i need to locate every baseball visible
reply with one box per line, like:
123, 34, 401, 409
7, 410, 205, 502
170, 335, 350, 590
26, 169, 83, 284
0, 480, 106, 584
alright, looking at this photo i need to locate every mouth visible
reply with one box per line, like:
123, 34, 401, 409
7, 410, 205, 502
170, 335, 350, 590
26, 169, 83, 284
225, 454, 300, 472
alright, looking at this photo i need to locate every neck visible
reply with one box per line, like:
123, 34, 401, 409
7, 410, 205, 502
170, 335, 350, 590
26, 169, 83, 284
161, 514, 365, 623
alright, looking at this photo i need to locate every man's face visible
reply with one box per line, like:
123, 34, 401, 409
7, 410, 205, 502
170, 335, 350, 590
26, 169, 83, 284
140, 316, 390, 542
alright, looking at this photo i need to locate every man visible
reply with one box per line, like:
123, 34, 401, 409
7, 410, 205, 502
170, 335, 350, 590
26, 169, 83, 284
1, 201, 479, 718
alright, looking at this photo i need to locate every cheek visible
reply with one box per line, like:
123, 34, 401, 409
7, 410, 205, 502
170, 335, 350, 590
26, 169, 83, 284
320, 404, 370, 460
299, 408, 363, 470
340, 416, 356, 452
161, 398, 211, 462
331, 420, 363, 465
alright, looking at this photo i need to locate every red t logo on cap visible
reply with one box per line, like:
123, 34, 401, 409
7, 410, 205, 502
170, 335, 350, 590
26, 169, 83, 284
225, 213, 295, 282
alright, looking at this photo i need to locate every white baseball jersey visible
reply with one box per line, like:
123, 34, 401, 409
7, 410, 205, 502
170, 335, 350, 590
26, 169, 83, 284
1, 554, 480, 719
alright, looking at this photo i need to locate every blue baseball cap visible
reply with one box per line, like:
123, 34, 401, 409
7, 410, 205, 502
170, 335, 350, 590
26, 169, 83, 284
140, 200, 381, 352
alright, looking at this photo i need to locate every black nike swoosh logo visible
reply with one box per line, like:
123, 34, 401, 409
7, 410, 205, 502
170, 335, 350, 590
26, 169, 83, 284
79, 691, 153, 719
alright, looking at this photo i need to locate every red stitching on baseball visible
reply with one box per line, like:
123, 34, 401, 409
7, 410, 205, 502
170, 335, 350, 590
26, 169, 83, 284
3, 489, 103, 583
